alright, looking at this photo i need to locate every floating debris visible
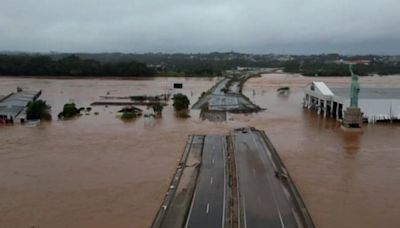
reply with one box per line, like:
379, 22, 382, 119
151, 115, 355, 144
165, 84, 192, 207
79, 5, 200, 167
277, 86, 290, 95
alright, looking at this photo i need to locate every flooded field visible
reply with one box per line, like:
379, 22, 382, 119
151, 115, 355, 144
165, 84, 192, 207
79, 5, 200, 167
1, 74, 400, 228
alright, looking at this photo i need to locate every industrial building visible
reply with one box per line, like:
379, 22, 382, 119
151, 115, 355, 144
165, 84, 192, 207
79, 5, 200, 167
0, 89, 42, 123
303, 81, 400, 123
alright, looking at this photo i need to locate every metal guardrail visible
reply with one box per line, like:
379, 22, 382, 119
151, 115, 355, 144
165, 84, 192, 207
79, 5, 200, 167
259, 130, 316, 228
151, 135, 195, 228
0, 92, 14, 103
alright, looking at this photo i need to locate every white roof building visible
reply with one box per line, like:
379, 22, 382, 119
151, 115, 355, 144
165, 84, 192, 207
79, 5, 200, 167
0, 90, 42, 120
304, 81, 400, 123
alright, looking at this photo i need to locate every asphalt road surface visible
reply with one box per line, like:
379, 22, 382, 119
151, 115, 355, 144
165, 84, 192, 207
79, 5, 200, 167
209, 95, 240, 110
233, 129, 300, 228
185, 135, 227, 228
191, 72, 260, 112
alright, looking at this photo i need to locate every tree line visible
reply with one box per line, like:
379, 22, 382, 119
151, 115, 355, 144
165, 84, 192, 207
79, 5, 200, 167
283, 60, 400, 76
0, 55, 154, 77
2, 52, 400, 77
49, 52, 282, 77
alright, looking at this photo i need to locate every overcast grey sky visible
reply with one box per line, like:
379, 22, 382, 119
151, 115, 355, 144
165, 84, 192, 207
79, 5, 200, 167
1, 0, 399, 54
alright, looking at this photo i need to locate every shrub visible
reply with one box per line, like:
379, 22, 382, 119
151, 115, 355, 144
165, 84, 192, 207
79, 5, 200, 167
172, 93, 190, 111
26, 100, 52, 120
152, 103, 164, 116
58, 103, 80, 119
121, 112, 137, 119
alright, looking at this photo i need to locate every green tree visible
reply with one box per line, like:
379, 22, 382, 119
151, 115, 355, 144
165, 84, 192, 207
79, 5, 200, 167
121, 112, 137, 119
283, 60, 301, 73
26, 100, 52, 120
172, 93, 190, 111
152, 103, 164, 116
58, 103, 80, 119
0, 54, 154, 77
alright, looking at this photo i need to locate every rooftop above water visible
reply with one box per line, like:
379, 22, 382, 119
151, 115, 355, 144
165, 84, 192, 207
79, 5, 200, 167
0, 90, 41, 118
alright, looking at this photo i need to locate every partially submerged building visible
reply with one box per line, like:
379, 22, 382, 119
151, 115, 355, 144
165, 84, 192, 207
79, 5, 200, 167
0, 89, 42, 123
304, 81, 400, 123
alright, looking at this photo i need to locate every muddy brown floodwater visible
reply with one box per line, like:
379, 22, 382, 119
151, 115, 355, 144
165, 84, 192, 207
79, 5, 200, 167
1, 74, 400, 228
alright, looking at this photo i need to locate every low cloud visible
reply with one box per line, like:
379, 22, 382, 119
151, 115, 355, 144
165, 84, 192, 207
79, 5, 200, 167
1, 0, 399, 54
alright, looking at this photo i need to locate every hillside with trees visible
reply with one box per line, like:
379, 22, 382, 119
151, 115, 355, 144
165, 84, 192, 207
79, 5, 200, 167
1, 52, 400, 77
0, 55, 154, 77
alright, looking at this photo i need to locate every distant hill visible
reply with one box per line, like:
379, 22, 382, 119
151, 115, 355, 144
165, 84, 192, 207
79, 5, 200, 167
0, 54, 154, 77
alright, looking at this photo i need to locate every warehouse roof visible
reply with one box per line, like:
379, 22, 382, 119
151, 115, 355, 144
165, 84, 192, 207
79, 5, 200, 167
0, 90, 41, 118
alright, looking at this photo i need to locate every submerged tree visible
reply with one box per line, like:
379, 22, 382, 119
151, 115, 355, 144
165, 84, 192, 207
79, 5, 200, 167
172, 93, 190, 111
58, 103, 80, 119
26, 100, 52, 121
172, 93, 190, 118
121, 111, 137, 119
152, 103, 164, 117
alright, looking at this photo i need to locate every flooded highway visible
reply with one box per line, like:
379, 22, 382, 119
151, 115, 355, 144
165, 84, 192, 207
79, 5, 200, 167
1, 74, 400, 228
233, 128, 300, 228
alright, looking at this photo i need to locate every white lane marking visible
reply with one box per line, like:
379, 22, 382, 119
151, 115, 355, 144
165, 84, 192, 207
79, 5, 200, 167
222, 137, 227, 228
206, 203, 210, 214
242, 196, 248, 228
277, 207, 286, 228
251, 131, 278, 170
252, 168, 256, 177
265, 171, 286, 228
210, 177, 213, 185
212, 159, 215, 164
184, 187, 198, 228
291, 207, 302, 227
250, 131, 285, 228
249, 130, 259, 150
282, 185, 291, 201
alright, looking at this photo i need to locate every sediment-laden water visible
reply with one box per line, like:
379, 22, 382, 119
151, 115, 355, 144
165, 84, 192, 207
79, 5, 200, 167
1, 74, 399, 228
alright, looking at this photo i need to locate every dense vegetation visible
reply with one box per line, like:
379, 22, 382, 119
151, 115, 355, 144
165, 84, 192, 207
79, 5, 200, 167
0, 52, 282, 77
26, 100, 52, 121
172, 93, 190, 111
283, 55, 400, 76
1, 52, 399, 77
51, 52, 283, 76
0, 55, 154, 77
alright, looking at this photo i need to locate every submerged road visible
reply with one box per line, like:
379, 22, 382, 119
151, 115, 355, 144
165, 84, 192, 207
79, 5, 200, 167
185, 135, 227, 228
191, 71, 261, 112
233, 128, 299, 228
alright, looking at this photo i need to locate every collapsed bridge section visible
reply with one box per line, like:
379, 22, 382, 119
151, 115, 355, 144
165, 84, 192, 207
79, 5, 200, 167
152, 128, 314, 228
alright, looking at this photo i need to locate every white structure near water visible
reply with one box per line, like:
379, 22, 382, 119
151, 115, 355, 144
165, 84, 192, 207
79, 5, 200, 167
0, 89, 42, 123
303, 81, 400, 123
